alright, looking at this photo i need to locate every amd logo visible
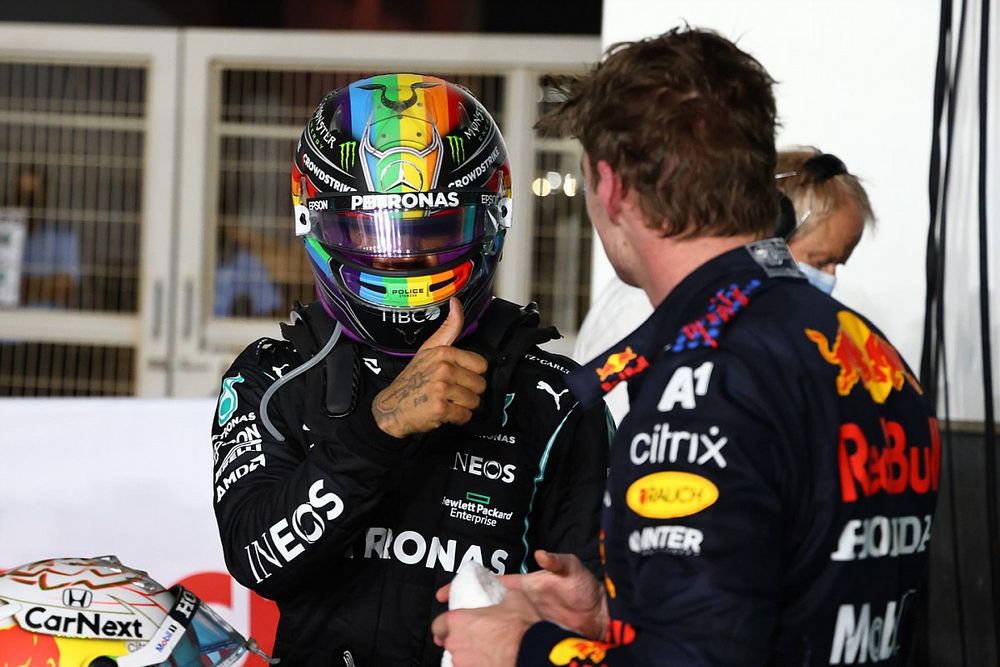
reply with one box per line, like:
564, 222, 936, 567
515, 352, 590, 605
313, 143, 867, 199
453, 452, 515, 483
215, 454, 266, 501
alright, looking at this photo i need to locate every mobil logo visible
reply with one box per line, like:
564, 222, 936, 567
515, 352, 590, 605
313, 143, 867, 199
838, 417, 940, 503
829, 590, 914, 665
806, 310, 923, 405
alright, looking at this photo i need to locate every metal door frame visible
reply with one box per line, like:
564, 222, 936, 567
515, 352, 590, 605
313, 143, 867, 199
0, 22, 180, 395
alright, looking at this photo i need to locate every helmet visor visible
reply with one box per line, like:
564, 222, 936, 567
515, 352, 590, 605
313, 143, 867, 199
306, 190, 502, 259
116, 586, 270, 667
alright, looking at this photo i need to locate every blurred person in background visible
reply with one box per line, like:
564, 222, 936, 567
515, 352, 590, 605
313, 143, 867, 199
210, 74, 609, 664
433, 27, 937, 666
213, 227, 283, 318
774, 147, 875, 294
574, 148, 876, 424
6, 165, 81, 308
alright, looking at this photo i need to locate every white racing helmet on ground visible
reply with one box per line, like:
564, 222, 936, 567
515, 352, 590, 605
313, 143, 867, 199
0, 556, 274, 666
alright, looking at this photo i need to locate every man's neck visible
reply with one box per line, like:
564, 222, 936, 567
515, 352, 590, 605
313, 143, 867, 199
639, 234, 759, 308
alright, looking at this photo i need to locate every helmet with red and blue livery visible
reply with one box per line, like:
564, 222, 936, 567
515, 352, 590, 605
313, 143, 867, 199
291, 73, 512, 353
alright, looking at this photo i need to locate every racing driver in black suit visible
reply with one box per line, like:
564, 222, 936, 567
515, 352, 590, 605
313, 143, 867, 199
210, 74, 610, 665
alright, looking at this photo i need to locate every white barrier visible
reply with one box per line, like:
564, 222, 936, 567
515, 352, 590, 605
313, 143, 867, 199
0, 398, 278, 663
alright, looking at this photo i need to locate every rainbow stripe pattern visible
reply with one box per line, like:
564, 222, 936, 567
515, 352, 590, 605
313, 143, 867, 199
347, 73, 465, 192
358, 262, 472, 307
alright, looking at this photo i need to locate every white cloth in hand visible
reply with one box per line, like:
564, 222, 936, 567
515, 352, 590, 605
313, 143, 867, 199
441, 560, 507, 667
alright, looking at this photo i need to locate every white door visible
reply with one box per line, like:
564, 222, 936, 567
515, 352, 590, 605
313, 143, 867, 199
0, 24, 179, 396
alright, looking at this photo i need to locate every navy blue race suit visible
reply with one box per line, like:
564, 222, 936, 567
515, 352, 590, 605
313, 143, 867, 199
211, 299, 610, 665
518, 239, 938, 666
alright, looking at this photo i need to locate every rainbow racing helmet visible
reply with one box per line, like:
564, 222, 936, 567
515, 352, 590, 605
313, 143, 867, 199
0, 556, 272, 667
291, 73, 512, 353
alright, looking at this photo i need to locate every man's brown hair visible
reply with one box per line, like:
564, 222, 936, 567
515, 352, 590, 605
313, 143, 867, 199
538, 27, 779, 239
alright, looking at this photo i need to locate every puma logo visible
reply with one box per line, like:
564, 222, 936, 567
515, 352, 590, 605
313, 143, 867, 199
536, 380, 569, 410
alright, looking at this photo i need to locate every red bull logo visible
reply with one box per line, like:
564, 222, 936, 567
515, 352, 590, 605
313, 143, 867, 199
595, 347, 650, 392
806, 311, 923, 405
839, 417, 940, 503
605, 619, 635, 645
546, 619, 636, 665
595, 347, 638, 381
0, 623, 60, 667
0, 623, 133, 667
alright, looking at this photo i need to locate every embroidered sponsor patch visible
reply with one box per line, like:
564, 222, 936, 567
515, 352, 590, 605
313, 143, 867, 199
670, 280, 761, 352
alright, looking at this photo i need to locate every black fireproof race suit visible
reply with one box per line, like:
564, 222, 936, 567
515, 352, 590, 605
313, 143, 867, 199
211, 298, 610, 665
518, 239, 939, 666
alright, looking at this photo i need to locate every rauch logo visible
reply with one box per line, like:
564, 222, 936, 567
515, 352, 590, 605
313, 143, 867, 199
625, 471, 719, 519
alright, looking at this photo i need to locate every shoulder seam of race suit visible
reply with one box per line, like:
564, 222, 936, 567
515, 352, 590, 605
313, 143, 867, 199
259, 321, 343, 441
518, 402, 579, 573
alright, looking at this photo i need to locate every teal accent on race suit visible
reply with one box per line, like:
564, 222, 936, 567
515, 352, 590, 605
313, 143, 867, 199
501, 392, 515, 426
217, 374, 245, 426
519, 404, 578, 573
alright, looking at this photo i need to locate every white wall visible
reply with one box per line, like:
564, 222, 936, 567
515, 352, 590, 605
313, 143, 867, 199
595, 0, 940, 370
1, 399, 277, 663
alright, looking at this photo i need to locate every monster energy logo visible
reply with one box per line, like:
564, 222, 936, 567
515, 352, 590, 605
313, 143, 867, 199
340, 141, 357, 170
446, 135, 465, 162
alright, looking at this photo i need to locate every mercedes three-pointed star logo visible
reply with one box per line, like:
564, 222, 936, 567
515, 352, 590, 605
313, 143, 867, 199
379, 159, 425, 192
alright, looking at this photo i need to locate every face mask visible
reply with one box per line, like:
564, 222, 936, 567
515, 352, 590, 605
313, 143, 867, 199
797, 261, 837, 294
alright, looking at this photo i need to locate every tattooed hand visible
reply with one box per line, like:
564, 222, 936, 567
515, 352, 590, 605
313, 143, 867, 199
372, 298, 488, 438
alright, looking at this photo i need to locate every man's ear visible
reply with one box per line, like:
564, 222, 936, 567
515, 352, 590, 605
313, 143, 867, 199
594, 160, 625, 223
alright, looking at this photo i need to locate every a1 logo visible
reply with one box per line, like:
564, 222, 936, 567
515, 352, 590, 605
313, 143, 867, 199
657, 362, 713, 412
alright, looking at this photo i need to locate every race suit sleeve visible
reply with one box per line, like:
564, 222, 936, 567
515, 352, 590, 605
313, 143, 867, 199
516, 351, 794, 665
211, 344, 408, 601
522, 400, 613, 576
